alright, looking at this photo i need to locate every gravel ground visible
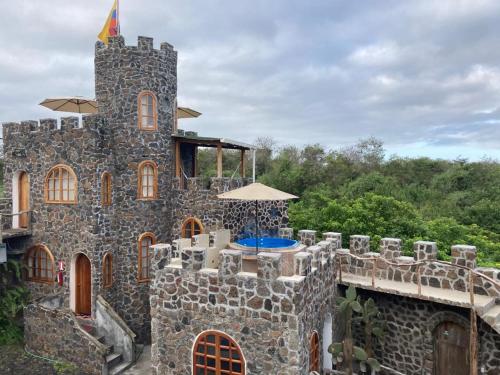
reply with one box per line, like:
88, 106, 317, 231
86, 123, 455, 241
0, 344, 82, 375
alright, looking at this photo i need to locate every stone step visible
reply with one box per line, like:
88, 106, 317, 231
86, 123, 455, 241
109, 361, 134, 375
135, 344, 145, 361
106, 352, 123, 369
94, 335, 114, 353
95, 335, 106, 344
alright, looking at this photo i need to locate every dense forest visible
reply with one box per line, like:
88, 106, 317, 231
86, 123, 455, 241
198, 137, 500, 267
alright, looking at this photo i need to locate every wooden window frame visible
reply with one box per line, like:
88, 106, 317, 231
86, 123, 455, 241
101, 172, 112, 206
309, 331, 320, 372
181, 217, 204, 239
138, 232, 156, 283
25, 245, 55, 284
102, 253, 113, 288
192, 330, 245, 375
137, 160, 158, 200
138, 91, 158, 131
44, 164, 78, 204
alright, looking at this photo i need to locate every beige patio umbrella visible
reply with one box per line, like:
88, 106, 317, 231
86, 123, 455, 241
217, 183, 298, 251
177, 107, 201, 119
39, 97, 98, 114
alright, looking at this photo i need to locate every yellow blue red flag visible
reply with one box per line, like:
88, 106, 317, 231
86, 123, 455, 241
98, 0, 120, 45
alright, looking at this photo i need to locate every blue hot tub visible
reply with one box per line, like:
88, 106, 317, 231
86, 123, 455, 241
236, 237, 298, 249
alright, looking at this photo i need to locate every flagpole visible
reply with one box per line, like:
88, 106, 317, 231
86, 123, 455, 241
117, 0, 120, 35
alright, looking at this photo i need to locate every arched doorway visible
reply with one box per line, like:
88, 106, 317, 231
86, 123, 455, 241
434, 321, 469, 375
75, 254, 91, 315
182, 217, 203, 239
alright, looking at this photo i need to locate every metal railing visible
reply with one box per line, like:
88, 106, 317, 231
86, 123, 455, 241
337, 252, 500, 307
0, 210, 33, 239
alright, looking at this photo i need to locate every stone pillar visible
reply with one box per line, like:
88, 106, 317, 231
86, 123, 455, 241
350, 235, 370, 255
150, 244, 172, 274
451, 245, 477, 269
181, 247, 206, 271
294, 252, 312, 276
323, 232, 342, 249
61, 116, 79, 130
218, 250, 242, 281
257, 253, 282, 280
298, 230, 316, 246
306, 245, 321, 268
278, 227, 294, 240
39, 118, 57, 131
20, 120, 37, 133
414, 241, 437, 261
380, 238, 402, 260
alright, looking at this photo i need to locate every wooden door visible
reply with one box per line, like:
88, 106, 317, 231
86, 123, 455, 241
18, 172, 29, 228
434, 321, 469, 375
75, 254, 91, 315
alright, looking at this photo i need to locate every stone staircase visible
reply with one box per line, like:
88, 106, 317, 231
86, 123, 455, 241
78, 318, 134, 374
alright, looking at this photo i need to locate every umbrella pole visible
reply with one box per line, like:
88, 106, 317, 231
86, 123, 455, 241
255, 200, 259, 253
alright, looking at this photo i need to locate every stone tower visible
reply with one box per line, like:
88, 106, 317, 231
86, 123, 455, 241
93, 36, 178, 342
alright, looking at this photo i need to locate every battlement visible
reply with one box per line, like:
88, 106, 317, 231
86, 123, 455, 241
95, 35, 175, 55
2, 114, 107, 142
150, 230, 336, 320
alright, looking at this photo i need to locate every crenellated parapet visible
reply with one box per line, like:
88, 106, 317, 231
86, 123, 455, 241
333, 234, 499, 297
150, 238, 336, 318
2, 114, 108, 148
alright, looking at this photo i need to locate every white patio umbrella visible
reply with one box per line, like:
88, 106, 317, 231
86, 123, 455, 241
39, 97, 98, 114
217, 183, 298, 251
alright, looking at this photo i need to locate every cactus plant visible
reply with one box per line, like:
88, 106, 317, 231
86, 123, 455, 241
328, 285, 382, 374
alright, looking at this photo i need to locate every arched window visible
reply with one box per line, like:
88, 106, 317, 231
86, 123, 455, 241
101, 172, 112, 206
25, 245, 55, 283
193, 331, 245, 375
45, 165, 77, 203
138, 91, 157, 131
309, 331, 320, 372
182, 218, 203, 239
138, 161, 158, 199
102, 253, 113, 288
138, 232, 156, 282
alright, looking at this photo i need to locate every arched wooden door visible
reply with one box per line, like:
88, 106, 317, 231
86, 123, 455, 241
18, 172, 29, 228
434, 321, 469, 375
75, 254, 91, 315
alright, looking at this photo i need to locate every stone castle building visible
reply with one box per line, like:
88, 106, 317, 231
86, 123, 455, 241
1, 34, 499, 375
1, 35, 288, 373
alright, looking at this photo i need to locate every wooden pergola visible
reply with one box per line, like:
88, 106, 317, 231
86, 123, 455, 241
173, 134, 255, 182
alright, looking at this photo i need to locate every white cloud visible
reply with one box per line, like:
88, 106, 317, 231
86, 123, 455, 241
0, 0, 500, 160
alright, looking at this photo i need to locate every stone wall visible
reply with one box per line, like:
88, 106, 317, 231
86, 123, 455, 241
3, 115, 111, 307
149, 238, 336, 375
337, 235, 499, 297
340, 287, 500, 375
24, 299, 108, 375
172, 177, 289, 240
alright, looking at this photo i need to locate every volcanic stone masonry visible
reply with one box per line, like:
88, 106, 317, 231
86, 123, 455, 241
149, 238, 337, 374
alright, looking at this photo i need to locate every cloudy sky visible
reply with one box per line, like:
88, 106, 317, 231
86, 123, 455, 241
1, 0, 500, 160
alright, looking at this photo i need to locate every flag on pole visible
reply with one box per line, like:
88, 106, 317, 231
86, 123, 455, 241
98, 0, 120, 45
